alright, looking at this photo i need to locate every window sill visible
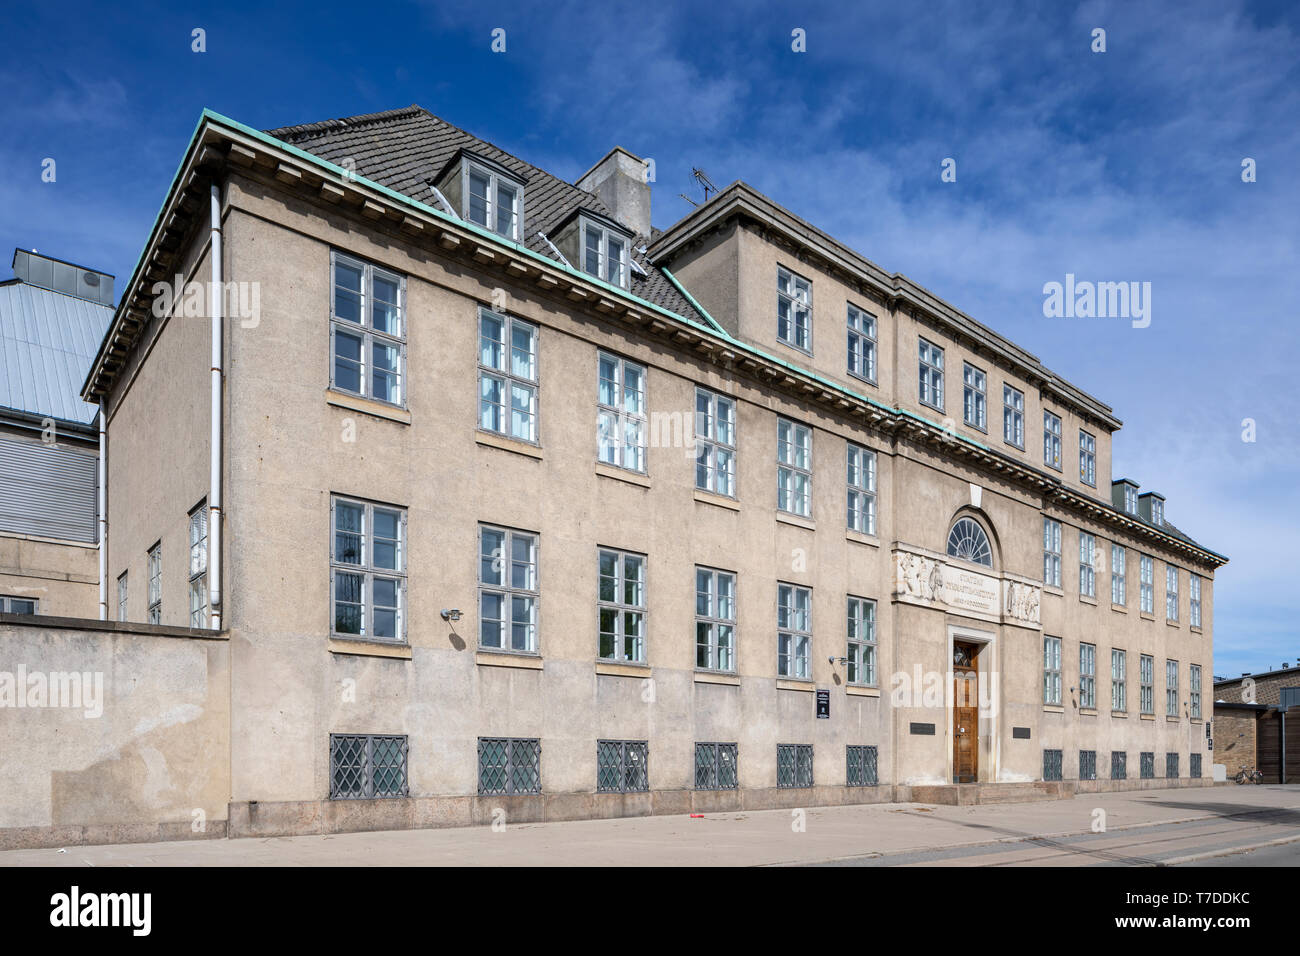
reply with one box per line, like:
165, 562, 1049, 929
1166, 715, 1181, 723
595, 660, 650, 678
1043, 586, 1064, 597
475, 431, 543, 460
1166, 619, 1181, 628
1190, 625, 1203, 635
1080, 708, 1098, 716
693, 489, 739, 511
846, 529, 880, 548
694, 670, 740, 686
1111, 710, 1127, 718
1042, 704, 1065, 714
1191, 717, 1204, 724
775, 512, 815, 531
1080, 594, 1098, 606
1140, 713, 1155, 721
1140, 612, 1155, 622
846, 685, 880, 697
328, 637, 412, 659
1111, 603, 1127, 613
475, 650, 543, 670
595, 462, 651, 488
776, 678, 815, 692
325, 389, 411, 424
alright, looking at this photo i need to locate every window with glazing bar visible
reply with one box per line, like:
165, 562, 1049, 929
1079, 531, 1096, 598
777, 583, 811, 679
188, 503, 207, 628
147, 543, 161, 625
1080, 643, 1096, 709
331, 497, 406, 642
1043, 518, 1062, 588
598, 548, 645, 663
695, 567, 736, 672
777, 419, 812, 517
1190, 575, 1202, 627
1044, 635, 1062, 705
478, 308, 537, 443
1166, 659, 1179, 717
1111, 648, 1126, 712
116, 572, 128, 622
479, 525, 538, 652
846, 443, 876, 535
1003, 384, 1024, 448
777, 267, 811, 351
1043, 410, 1062, 470
918, 338, 944, 410
330, 252, 404, 405
846, 304, 876, 382
1079, 430, 1096, 486
1190, 664, 1201, 719
1166, 565, 1179, 622
846, 596, 876, 686
694, 388, 736, 497
1111, 544, 1126, 605
1140, 654, 1154, 715
597, 353, 646, 472
1140, 555, 1154, 613
963, 363, 986, 430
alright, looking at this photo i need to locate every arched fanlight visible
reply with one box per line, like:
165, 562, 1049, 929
947, 517, 992, 567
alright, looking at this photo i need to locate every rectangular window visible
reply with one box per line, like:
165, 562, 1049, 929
1079, 750, 1097, 781
1166, 659, 1179, 717
1111, 751, 1127, 780
188, 504, 207, 628
846, 444, 877, 535
1111, 544, 1126, 605
846, 745, 878, 787
846, 596, 877, 686
1190, 664, 1202, 720
1152, 498, 1164, 526
918, 338, 944, 410
776, 744, 814, 789
1166, 565, 1179, 622
479, 525, 538, 652
1043, 411, 1062, 470
1140, 654, 1154, 715
1079, 531, 1096, 598
962, 363, 987, 430
1124, 485, 1138, 515
598, 548, 645, 663
846, 305, 876, 382
1111, 649, 1127, 712
465, 161, 522, 241
694, 388, 736, 497
330, 252, 405, 405
329, 734, 408, 799
597, 353, 646, 473
331, 497, 406, 642
1190, 575, 1202, 627
694, 742, 738, 790
695, 567, 736, 672
596, 740, 648, 793
0, 596, 38, 614
116, 572, 128, 622
1166, 753, 1179, 779
477, 737, 541, 795
1190, 753, 1202, 778
1043, 635, 1062, 705
777, 583, 811, 679
1043, 749, 1063, 781
776, 267, 811, 351
581, 219, 629, 289
1043, 518, 1062, 588
1139, 555, 1154, 613
1079, 430, 1096, 486
1079, 643, 1096, 709
1003, 384, 1025, 448
1140, 751, 1154, 779
777, 419, 812, 517
478, 308, 538, 443
147, 543, 161, 625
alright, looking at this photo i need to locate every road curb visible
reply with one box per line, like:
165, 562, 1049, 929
1160, 833, 1300, 867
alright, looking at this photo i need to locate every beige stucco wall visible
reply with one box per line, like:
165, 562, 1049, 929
0, 618, 229, 848
0, 532, 97, 617
199, 168, 1217, 818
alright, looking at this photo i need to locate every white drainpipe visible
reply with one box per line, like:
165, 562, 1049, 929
97, 401, 107, 620
208, 183, 224, 630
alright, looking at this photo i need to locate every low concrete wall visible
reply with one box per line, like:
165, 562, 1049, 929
0, 615, 230, 850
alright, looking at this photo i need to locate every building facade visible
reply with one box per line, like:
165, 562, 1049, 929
0, 107, 1228, 846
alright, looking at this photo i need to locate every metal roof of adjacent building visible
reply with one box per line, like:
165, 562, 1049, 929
0, 275, 113, 427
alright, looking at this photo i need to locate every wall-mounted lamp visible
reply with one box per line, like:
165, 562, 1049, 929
828, 656, 849, 665
440, 608, 462, 622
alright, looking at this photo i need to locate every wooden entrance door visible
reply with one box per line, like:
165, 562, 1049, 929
953, 642, 979, 783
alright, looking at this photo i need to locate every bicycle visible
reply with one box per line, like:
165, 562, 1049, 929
1234, 766, 1265, 784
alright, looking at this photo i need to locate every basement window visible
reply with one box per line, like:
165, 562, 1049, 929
329, 734, 408, 799
0, 596, 37, 614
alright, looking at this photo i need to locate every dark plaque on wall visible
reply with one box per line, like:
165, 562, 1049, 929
1012, 726, 1032, 739
909, 722, 936, 736
816, 688, 830, 718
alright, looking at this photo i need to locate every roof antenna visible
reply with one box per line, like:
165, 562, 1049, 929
679, 167, 719, 208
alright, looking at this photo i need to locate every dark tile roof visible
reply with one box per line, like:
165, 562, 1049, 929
266, 106, 705, 324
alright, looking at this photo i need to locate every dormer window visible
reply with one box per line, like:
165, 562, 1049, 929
1152, 499, 1164, 526
434, 152, 525, 241
582, 219, 628, 288
1124, 486, 1137, 515
552, 211, 633, 290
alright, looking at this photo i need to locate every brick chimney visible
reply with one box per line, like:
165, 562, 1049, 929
576, 147, 651, 238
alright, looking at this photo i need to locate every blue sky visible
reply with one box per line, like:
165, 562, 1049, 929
2, 0, 1296, 678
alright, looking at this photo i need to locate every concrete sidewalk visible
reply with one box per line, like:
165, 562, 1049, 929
2, 784, 1297, 867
